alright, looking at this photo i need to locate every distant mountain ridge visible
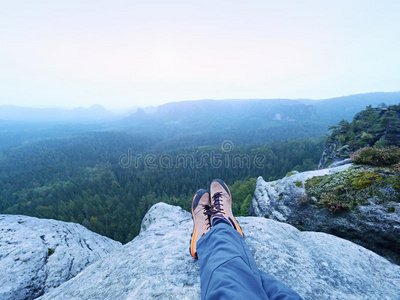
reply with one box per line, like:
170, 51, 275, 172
2, 91, 399, 125
121, 92, 400, 146
0, 104, 116, 123
126, 91, 400, 125
1, 92, 399, 147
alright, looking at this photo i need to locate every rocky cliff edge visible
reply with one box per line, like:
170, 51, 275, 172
38, 203, 400, 300
0, 215, 121, 300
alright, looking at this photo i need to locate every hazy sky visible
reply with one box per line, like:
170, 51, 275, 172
0, 1, 399, 109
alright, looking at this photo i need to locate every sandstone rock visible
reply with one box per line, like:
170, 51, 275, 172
250, 163, 400, 264
40, 203, 400, 300
328, 158, 352, 168
0, 215, 121, 300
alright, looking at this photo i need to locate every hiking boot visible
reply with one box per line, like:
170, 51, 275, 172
189, 189, 212, 259
209, 179, 244, 236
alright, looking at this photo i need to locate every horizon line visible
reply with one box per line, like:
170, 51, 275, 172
1, 90, 399, 112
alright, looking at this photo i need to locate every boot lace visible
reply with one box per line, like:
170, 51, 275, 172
202, 205, 212, 230
204, 192, 225, 217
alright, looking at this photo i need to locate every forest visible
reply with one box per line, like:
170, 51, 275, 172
2, 103, 398, 243
327, 104, 400, 150
0, 133, 322, 243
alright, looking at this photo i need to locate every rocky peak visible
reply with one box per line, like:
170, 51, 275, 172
0, 215, 121, 300
318, 104, 400, 168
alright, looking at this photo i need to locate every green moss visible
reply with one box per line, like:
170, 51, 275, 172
351, 201, 358, 207
294, 180, 303, 187
388, 206, 395, 213
285, 171, 296, 177
320, 193, 350, 212
351, 171, 383, 189
351, 146, 400, 166
305, 166, 400, 213
48, 248, 55, 256
306, 175, 324, 187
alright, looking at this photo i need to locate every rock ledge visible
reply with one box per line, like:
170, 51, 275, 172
39, 203, 400, 300
0, 215, 121, 300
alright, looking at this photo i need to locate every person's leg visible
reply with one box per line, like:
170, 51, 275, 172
197, 222, 266, 300
197, 221, 303, 300
260, 271, 303, 300
190, 180, 303, 300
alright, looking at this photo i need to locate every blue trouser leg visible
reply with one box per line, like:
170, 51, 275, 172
196, 223, 303, 300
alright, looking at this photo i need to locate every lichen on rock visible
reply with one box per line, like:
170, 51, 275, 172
305, 165, 400, 211
250, 163, 400, 264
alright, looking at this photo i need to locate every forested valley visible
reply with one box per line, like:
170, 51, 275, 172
2, 99, 399, 244
0, 131, 323, 243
